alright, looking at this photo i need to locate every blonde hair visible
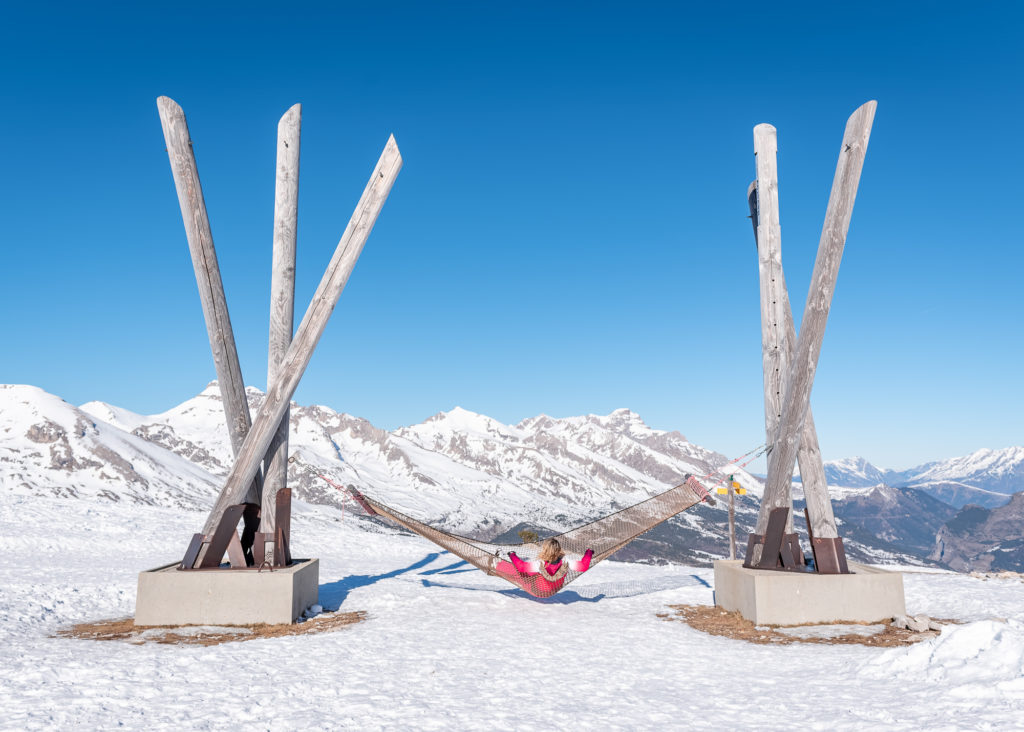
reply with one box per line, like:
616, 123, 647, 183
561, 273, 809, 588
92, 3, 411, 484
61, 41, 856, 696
538, 538, 565, 564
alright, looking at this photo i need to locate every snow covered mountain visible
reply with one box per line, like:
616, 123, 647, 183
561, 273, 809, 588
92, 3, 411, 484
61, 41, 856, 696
75, 384, 762, 540
0, 385, 219, 509
0, 382, 763, 564
822, 449, 1024, 508
6, 381, 1009, 567
823, 457, 892, 489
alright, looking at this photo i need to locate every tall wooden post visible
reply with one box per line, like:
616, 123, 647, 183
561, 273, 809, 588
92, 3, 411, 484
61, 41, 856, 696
727, 474, 736, 561
260, 104, 301, 564
196, 136, 402, 538
157, 96, 263, 526
748, 128, 840, 543
760, 101, 876, 542
750, 125, 795, 536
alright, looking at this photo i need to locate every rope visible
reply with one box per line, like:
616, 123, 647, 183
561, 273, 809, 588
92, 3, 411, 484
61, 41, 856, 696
698, 442, 769, 492
288, 455, 366, 520
285, 449, 739, 597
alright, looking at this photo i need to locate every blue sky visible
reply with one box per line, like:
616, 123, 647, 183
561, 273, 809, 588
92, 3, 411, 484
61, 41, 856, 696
1, 2, 1021, 470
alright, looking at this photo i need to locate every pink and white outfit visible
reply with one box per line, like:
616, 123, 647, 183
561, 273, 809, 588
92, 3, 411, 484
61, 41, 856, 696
495, 548, 594, 597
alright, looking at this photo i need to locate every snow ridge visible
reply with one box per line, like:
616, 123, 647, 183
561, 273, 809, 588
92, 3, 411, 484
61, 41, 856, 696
3, 384, 759, 549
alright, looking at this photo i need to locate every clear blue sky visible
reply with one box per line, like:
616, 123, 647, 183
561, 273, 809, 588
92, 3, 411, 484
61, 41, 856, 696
1, 2, 1021, 470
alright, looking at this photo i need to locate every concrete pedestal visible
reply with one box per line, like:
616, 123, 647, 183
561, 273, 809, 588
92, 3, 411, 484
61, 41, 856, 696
713, 559, 905, 626
135, 558, 319, 627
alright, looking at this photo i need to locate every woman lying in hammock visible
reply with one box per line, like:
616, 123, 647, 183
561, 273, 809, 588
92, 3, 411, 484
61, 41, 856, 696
495, 538, 594, 596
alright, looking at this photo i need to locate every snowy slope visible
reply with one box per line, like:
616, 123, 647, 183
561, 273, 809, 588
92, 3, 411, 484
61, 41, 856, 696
1, 492, 1022, 730
911, 447, 1024, 493
4, 385, 1023, 727
0, 384, 219, 509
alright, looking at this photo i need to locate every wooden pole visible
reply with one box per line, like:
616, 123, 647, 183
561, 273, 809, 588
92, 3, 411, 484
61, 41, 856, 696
157, 96, 262, 517
260, 104, 301, 564
728, 474, 736, 561
796, 411, 838, 539
760, 101, 876, 533
198, 136, 402, 535
750, 125, 795, 536
749, 129, 839, 541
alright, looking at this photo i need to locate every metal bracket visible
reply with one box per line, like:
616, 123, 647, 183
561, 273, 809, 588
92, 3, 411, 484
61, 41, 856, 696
743, 507, 806, 571
179, 502, 260, 570
804, 507, 851, 574
274, 488, 292, 567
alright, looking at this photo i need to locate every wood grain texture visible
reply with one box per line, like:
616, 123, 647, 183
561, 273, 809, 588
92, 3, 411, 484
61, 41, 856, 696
796, 409, 837, 539
749, 130, 839, 540
751, 125, 794, 534
156, 96, 262, 529
761, 101, 876, 532
200, 136, 402, 529
260, 104, 301, 550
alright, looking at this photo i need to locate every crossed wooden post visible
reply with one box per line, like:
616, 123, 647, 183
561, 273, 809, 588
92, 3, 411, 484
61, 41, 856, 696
743, 101, 876, 573
157, 96, 402, 570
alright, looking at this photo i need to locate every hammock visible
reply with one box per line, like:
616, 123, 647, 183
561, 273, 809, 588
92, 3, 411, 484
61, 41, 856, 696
352, 476, 713, 598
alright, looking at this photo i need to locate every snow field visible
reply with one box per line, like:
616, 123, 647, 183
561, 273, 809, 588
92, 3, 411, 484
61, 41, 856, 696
1, 494, 1023, 730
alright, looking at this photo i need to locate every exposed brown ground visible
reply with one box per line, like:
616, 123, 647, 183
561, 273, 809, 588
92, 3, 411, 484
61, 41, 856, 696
55, 611, 367, 647
658, 604, 959, 647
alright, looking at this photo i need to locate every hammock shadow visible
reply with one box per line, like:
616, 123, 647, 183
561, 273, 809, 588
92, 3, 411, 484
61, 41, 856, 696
417, 558, 479, 576
418, 572, 711, 601
567, 574, 713, 597
319, 552, 442, 610
418, 578, 606, 604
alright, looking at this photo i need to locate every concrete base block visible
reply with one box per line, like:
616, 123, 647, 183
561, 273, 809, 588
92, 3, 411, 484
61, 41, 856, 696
135, 558, 319, 627
713, 559, 905, 626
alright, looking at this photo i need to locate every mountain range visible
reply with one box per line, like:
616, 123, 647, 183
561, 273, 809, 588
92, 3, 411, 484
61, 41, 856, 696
1, 382, 1021, 570
819, 450, 1024, 508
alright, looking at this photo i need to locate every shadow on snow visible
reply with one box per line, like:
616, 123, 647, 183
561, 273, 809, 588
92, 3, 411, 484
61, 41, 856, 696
319, 552, 443, 610
321, 551, 711, 608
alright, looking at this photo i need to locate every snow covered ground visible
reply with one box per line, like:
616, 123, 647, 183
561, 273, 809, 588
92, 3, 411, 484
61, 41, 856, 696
2, 493, 1023, 730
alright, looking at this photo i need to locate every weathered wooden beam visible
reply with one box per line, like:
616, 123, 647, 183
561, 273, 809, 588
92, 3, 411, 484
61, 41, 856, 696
199, 136, 402, 533
259, 104, 301, 564
797, 410, 838, 539
157, 96, 262, 530
727, 478, 737, 560
749, 128, 839, 541
750, 125, 795, 535
761, 101, 876, 532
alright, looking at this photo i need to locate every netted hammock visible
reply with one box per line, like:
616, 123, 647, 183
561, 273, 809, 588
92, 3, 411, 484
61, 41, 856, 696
348, 476, 713, 598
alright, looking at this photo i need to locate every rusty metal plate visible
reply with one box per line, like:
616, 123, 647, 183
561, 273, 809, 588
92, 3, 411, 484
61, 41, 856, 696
757, 507, 789, 569
226, 531, 246, 568
196, 504, 246, 569
180, 533, 205, 570
274, 489, 292, 567
742, 533, 763, 568
812, 537, 851, 574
